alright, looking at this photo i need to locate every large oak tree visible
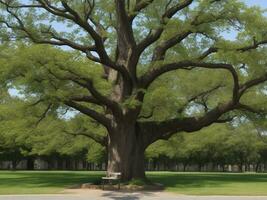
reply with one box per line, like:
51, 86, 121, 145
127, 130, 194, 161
0, 0, 267, 181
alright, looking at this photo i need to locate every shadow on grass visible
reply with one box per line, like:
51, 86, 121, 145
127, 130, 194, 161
147, 172, 267, 189
101, 190, 157, 200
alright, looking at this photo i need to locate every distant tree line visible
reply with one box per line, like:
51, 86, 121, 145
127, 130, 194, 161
146, 124, 267, 172
1, 111, 267, 172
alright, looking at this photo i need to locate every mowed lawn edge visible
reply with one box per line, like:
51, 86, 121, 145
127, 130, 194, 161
0, 171, 267, 195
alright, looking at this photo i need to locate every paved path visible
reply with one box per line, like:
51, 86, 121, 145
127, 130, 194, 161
1, 190, 267, 200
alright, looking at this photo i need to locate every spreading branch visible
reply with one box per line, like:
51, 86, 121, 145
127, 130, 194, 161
136, 0, 194, 53
152, 31, 192, 62
0, 0, 128, 75
140, 100, 235, 146
69, 95, 103, 106
140, 70, 267, 145
239, 73, 267, 96
177, 84, 223, 113
46, 67, 122, 117
35, 103, 52, 126
64, 100, 111, 128
140, 61, 239, 103
115, 0, 136, 47
237, 103, 267, 116
198, 39, 267, 60
63, 128, 107, 146
128, 0, 154, 21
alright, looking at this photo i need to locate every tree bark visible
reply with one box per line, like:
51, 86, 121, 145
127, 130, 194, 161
107, 123, 146, 181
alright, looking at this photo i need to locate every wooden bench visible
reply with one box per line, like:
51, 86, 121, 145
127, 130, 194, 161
102, 172, 121, 190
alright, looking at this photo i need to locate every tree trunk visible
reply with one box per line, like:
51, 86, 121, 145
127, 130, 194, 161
238, 163, 243, 172
198, 163, 202, 172
255, 163, 259, 173
107, 123, 146, 181
183, 163, 187, 172
222, 164, 225, 172
27, 157, 34, 170
12, 160, 18, 170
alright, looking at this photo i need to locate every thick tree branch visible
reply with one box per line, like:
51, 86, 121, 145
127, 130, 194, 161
79, 80, 123, 116
140, 69, 267, 146
152, 31, 192, 61
64, 100, 111, 128
0, 0, 130, 76
40, 28, 96, 52
238, 39, 267, 52
128, 0, 154, 21
46, 67, 123, 117
139, 101, 235, 146
115, 0, 136, 47
137, 0, 227, 59
239, 73, 267, 96
113, 0, 141, 90
69, 95, 103, 106
140, 61, 239, 102
198, 47, 219, 60
84, 0, 95, 21
136, 0, 194, 53
45, 1, 120, 71
63, 128, 107, 146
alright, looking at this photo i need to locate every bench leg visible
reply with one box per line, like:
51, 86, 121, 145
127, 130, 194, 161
102, 179, 121, 190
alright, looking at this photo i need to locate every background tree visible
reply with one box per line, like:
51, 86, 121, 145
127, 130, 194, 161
0, 0, 267, 181
147, 123, 267, 172
225, 126, 264, 172
0, 86, 105, 170
0, 90, 32, 169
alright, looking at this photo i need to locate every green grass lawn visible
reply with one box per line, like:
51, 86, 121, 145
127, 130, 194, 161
148, 172, 267, 195
0, 171, 103, 195
0, 171, 267, 195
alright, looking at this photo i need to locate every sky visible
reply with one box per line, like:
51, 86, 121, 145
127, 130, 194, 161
244, 0, 267, 8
